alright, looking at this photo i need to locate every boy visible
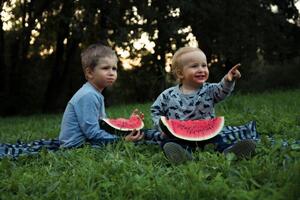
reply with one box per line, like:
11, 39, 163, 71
151, 47, 258, 164
59, 43, 144, 148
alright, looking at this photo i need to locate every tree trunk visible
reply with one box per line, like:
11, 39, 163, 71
43, 0, 74, 112
5, 0, 34, 114
0, 1, 6, 94
98, 0, 109, 44
152, 4, 169, 93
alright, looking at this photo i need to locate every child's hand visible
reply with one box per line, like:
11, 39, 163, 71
160, 131, 169, 139
226, 63, 241, 82
124, 130, 144, 142
131, 108, 144, 120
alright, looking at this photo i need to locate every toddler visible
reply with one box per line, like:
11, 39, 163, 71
150, 47, 258, 164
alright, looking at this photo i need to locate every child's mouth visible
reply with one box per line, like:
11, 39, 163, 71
107, 79, 115, 83
195, 75, 206, 79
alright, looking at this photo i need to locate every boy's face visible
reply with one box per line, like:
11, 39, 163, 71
86, 56, 118, 91
176, 50, 209, 88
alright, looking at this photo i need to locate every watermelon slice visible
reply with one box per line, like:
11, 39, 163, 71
159, 116, 224, 141
100, 115, 144, 136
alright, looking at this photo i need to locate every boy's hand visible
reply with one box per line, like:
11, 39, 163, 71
124, 130, 144, 142
131, 109, 144, 120
226, 63, 241, 82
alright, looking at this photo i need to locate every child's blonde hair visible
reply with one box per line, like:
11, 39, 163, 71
81, 43, 117, 72
171, 46, 203, 81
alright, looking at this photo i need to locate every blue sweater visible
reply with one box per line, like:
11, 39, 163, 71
59, 82, 119, 148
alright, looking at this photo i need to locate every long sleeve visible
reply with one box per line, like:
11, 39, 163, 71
74, 93, 120, 143
149, 80, 235, 134
59, 83, 121, 148
209, 77, 235, 103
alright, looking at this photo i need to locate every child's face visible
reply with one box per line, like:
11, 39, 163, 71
177, 50, 209, 88
86, 56, 118, 91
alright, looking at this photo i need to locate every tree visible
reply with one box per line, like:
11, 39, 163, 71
0, 0, 299, 115
0, 0, 7, 95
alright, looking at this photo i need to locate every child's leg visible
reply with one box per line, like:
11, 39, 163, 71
142, 128, 164, 144
160, 138, 197, 152
261, 135, 300, 149
223, 139, 256, 158
210, 121, 259, 152
213, 121, 300, 152
124, 128, 193, 164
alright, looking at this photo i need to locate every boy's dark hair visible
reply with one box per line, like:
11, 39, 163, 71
81, 43, 117, 71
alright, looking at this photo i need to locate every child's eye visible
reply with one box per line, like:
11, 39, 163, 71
112, 66, 117, 71
191, 64, 198, 68
101, 66, 110, 70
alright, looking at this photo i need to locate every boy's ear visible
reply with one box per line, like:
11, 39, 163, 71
85, 67, 94, 79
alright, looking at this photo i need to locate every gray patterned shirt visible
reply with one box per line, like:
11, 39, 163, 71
150, 77, 235, 130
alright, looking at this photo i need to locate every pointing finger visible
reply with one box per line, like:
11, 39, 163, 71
231, 63, 241, 72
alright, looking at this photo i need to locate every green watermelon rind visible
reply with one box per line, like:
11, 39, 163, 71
160, 116, 224, 141
100, 115, 144, 136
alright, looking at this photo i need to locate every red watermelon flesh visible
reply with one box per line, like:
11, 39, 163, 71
102, 115, 144, 131
160, 116, 224, 141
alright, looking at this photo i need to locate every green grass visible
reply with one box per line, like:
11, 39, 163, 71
0, 90, 300, 199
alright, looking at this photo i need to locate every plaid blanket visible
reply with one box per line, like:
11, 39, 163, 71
0, 139, 60, 159
1, 122, 298, 159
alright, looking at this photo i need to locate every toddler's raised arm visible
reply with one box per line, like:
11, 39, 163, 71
225, 63, 241, 82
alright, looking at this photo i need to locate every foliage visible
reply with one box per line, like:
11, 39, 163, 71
0, 0, 299, 115
0, 90, 299, 199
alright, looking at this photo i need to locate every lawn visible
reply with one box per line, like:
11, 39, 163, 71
0, 90, 299, 199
